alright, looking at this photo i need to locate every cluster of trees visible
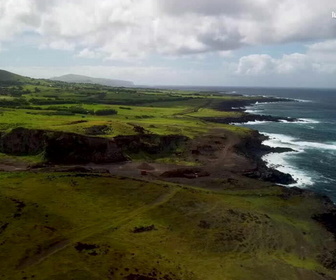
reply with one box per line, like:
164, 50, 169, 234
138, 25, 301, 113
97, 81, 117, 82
0, 86, 31, 97
30, 98, 78, 105
45, 106, 118, 116
95, 109, 118, 115
0, 98, 29, 107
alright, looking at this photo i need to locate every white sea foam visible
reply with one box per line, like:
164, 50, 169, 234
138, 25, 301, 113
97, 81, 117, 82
262, 152, 314, 187
297, 118, 320, 124
273, 118, 320, 124
261, 132, 336, 187
245, 109, 259, 113
262, 133, 336, 151
254, 101, 278, 105
231, 121, 270, 125
294, 99, 313, 103
244, 106, 263, 114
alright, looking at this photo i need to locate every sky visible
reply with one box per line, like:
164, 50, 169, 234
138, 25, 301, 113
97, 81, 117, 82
0, 0, 336, 88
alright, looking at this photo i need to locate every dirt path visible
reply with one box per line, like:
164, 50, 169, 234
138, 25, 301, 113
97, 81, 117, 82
17, 188, 179, 270
173, 99, 213, 116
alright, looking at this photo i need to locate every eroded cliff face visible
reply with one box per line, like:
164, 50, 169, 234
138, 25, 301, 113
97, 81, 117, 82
0, 127, 47, 155
114, 134, 189, 155
44, 133, 127, 164
0, 128, 127, 164
0, 128, 189, 164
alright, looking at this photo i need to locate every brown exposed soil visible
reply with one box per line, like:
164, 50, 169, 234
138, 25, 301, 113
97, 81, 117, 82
137, 163, 155, 171
160, 168, 210, 179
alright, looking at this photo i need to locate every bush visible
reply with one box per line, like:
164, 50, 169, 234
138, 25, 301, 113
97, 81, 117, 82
95, 109, 118, 116
67, 106, 94, 115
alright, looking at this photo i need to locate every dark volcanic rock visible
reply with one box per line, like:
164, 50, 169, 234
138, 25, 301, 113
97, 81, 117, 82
243, 167, 295, 185
205, 97, 297, 124
202, 113, 297, 125
313, 210, 336, 239
214, 97, 293, 112
0, 128, 188, 164
132, 224, 156, 233
45, 132, 126, 164
0, 127, 127, 164
235, 131, 296, 185
84, 125, 111, 135
114, 134, 189, 155
0, 127, 47, 155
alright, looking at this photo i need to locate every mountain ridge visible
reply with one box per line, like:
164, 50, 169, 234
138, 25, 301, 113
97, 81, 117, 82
0, 69, 32, 83
50, 74, 134, 87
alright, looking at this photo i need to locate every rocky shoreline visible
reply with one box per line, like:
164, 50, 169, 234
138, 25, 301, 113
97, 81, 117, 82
220, 96, 336, 240
234, 130, 296, 185
205, 96, 298, 184
205, 96, 298, 124
202, 113, 297, 124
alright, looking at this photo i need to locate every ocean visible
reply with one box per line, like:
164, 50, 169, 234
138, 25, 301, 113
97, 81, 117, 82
165, 86, 336, 201
231, 87, 336, 201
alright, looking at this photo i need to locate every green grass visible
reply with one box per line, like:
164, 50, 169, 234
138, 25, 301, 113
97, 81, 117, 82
0, 173, 334, 280
0, 77, 262, 140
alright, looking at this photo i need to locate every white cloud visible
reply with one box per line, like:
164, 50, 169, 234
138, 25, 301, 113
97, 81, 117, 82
236, 53, 313, 76
276, 53, 311, 74
0, 0, 335, 60
76, 48, 102, 59
236, 54, 275, 75
235, 38, 336, 76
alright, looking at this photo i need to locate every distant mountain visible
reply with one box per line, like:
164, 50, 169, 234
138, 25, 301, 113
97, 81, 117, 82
0, 69, 32, 83
50, 74, 134, 87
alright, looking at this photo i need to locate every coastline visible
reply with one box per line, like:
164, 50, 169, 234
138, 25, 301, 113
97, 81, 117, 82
1, 90, 336, 278
228, 95, 336, 203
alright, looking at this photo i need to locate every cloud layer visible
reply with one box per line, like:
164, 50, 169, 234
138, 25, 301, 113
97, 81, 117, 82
0, 0, 336, 87
0, 0, 335, 59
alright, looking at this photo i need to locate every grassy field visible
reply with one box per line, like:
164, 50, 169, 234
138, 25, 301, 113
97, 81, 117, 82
0, 172, 334, 280
0, 80, 249, 139
0, 72, 335, 280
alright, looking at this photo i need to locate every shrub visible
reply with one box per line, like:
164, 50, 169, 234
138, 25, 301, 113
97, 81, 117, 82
95, 109, 118, 116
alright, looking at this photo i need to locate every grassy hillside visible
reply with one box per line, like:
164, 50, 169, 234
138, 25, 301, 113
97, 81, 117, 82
51, 74, 134, 87
0, 172, 335, 280
0, 70, 31, 83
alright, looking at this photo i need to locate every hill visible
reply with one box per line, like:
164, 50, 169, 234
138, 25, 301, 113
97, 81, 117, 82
0, 69, 32, 83
51, 74, 134, 87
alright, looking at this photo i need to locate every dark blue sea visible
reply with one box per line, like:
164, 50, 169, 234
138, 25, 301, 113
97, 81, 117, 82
164, 86, 336, 201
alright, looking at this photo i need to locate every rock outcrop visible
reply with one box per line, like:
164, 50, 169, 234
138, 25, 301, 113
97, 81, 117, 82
114, 134, 189, 155
0, 127, 126, 164
0, 127, 47, 155
44, 132, 126, 164
235, 131, 296, 185
202, 113, 297, 124
0, 128, 189, 164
